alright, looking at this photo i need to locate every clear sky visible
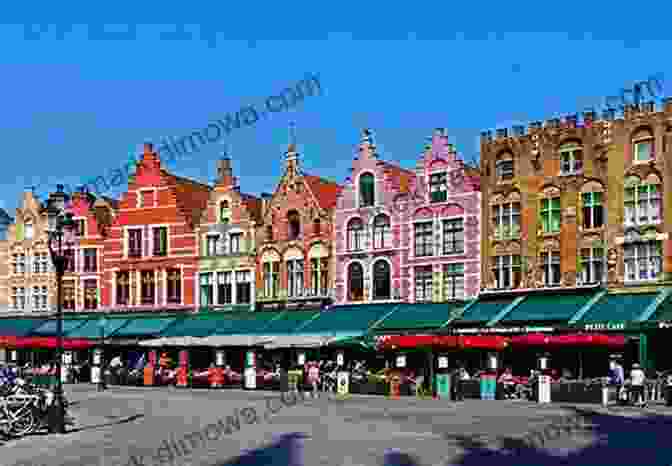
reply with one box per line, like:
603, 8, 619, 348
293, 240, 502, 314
2, 13, 671, 214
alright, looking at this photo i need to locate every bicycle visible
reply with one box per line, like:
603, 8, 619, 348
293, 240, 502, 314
0, 393, 40, 437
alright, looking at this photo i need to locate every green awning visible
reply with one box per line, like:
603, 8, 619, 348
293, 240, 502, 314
30, 319, 88, 336
160, 313, 232, 338
374, 303, 456, 332
500, 291, 596, 323
576, 292, 658, 324
66, 318, 130, 338
297, 304, 392, 335
0, 319, 46, 337
210, 311, 284, 335
647, 294, 672, 323
110, 317, 179, 338
453, 297, 515, 324
260, 310, 321, 334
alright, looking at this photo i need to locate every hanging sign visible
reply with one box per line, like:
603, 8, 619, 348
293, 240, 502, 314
93, 348, 102, 365
9, 350, 17, 362
539, 356, 548, 370
63, 351, 73, 365
336, 351, 344, 367
438, 356, 449, 369
245, 351, 256, 368
396, 355, 406, 368
215, 350, 225, 367
584, 322, 625, 331
297, 352, 306, 365
487, 353, 498, 370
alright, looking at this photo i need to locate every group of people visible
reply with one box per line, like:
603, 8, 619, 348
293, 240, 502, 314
609, 359, 647, 407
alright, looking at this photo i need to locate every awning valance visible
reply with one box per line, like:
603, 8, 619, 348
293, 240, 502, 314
0, 336, 95, 349
298, 304, 391, 334
111, 317, 179, 338
376, 335, 509, 350
510, 333, 626, 347
373, 303, 458, 332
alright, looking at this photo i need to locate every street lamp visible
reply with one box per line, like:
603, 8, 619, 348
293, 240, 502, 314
44, 184, 75, 434
97, 315, 107, 391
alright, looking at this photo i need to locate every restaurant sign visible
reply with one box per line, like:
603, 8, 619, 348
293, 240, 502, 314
659, 322, 672, 329
583, 322, 625, 331
454, 326, 555, 334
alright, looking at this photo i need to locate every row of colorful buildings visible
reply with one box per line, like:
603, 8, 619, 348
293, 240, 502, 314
0, 100, 671, 319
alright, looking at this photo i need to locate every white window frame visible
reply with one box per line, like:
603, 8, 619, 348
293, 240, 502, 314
492, 255, 521, 289
371, 214, 392, 250
443, 263, 465, 300
633, 135, 654, 163
492, 202, 521, 239
137, 188, 157, 208
73, 216, 87, 238
624, 182, 661, 226
580, 247, 605, 285
559, 143, 583, 175
624, 241, 662, 283
125, 227, 144, 258
540, 250, 561, 287
357, 171, 376, 208
205, 233, 220, 257
414, 265, 433, 303
441, 216, 464, 255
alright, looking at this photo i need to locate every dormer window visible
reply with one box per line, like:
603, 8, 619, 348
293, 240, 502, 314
288, 210, 301, 240
429, 172, 448, 203
495, 152, 514, 181
633, 128, 654, 163
219, 200, 230, 222
359, 173, 375, 207
560, 142, 583, 175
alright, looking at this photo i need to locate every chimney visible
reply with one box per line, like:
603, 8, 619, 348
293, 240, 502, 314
217, 158, 234, 187
496, 128, 508, 139
512, 125, 525, 137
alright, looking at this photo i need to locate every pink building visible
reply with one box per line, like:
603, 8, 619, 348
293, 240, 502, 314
334, 130, 415, 304
400, 128, 482, 302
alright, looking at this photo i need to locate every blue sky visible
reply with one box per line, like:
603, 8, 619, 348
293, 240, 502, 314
2, 13, 671, 214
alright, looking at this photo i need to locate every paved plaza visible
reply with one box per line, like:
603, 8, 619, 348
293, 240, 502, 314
3, 384, 672, 466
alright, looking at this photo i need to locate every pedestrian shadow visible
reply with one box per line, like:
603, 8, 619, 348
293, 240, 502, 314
443, 407, 672, 466
64, 413, 145, 433
214, 432, 309, 466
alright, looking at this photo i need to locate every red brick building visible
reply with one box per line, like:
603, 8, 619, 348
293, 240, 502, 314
101, 143, 211, 311
62, 189, 117, 311
255, 144, 342, 310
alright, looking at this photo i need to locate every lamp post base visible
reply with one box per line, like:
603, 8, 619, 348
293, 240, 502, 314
46, 389, 67, 434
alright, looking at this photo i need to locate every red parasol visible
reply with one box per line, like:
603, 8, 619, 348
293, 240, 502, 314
6, 337, 95, 349
509, 333, 626, 348
376, 335, 459, 350
458, 335, 509, 350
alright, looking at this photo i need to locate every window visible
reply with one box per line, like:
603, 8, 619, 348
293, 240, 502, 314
624, 182, 661, 226
128, 229, 142, 257
15, 287, 26, 310
373, 260, 391, 300
62, 281, 75, 310
442, 219, 464, 254
74, 219, 86, 237
153, 227, 167, 256
167, 269, 182, 304
41, 286, 47, 309
492, 255, 521, 289
540, 251, 561, 286
236, 271, 251, 304
540, 198, 561, 233
206, 235, 219, 256
311, 258, 329, 296
12, 254, 18, 274
359, 173, 375, 207
414, 266, 433, 302
582, 192, 604, 229
32, 286, 40, 310
217, 271, 232, 305
287, 211, 301, 240
624, 241, 662, 282
40, 253, 49, 273
141, 270, 155, 305
200, 273, 214, 306
64, 248, 75, 273
222, 217, 230, 225
116, 272, 130, 305
633, 130, 654, 162
219, 201, 229, 222
348, 262, 364, 301
266, 226, 273, 241
443, 263, 465, 300
560, 143, 583, 175
33, 255, 40, 273
347, 218, 365, 251
24, 222, 34, 239
17, 254, 26, 274
430, 172, 447, 203
496, 157, 514, 180
84, 279, 98, 309
414, 222, 433, 257
230, 233, 242, 253
580, 247, 605, 284
373, 214, 391, 249
287, 259, 304, 297
83, 249, 97, 273
313, 219, 321, 235
263, 262, 280, 298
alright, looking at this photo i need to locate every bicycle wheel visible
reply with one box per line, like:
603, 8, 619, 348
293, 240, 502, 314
9, 407, 38, 436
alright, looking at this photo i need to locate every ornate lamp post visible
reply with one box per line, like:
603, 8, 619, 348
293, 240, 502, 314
44, 184, 75, 434
97, 315, 107, 391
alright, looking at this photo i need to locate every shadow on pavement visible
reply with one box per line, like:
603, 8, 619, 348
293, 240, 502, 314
444, 407, 672, 466
215, 432, 309, 466
66, 413, 145, 433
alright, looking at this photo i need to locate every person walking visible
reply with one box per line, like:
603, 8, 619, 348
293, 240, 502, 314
630, 363, 647, 407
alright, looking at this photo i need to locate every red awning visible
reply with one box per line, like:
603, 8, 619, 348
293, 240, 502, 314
510, 333, 626, 348
0, 337, 94, 349
458, 335, 509, 350
376, 335, 459, 350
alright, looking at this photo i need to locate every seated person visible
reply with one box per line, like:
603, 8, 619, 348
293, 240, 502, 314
498, 367, 516, 398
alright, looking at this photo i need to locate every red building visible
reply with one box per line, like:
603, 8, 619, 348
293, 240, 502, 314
101, 143, 211, 311
63, 189, 117, 311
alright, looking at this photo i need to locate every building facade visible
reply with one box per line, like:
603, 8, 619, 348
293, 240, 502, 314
0, 208, 14, 311
61, 189, 117, 312
101, 143, 211, 311
401, 129, 482, 302
197, 157, 262, 311
2, 192, 53, 314
479, 99, 672, 292
255, 144, 341, 310
334, 130, 414, 304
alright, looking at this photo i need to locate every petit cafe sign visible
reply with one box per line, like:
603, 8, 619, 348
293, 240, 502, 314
583, 322, 625, 331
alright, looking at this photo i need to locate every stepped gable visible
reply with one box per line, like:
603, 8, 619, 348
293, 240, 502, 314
169, 173, 212, 228
302, 174, 343, 211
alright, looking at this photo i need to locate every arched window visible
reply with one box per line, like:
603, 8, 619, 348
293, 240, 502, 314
372, 260, 391, 300
559, 142, 583, 175
495, 152, 514, 181
372, 214, 391, 249
624, 175, 661, 226
359, 173, 375, 207
347, 218, 364, 251
348, 262, 364, 301
632, 128, 654, 162
313, 218, 321, 235
219, 200, 229, 222
287, 210, 301, 240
